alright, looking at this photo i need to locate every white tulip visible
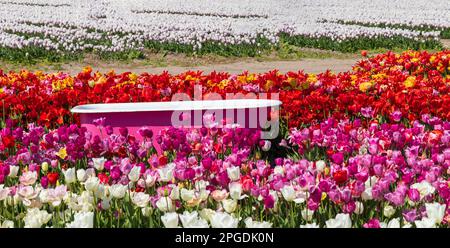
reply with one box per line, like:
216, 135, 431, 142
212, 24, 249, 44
199, 208, 216, 223
0, 185, 11, 201
425, 202, 446, 224
415, 218, 436, 228
281, 185, 296, 201
132, 192, 150, 208
315, 160, 326, 172
210, 212, 239, 228
19, 171, 37, 186
95, 184, 107, 199
110, 184, 128, 199
8, 166, 19, 178
198, 189, 210, 201
402, 222, 413, 228
222, 199, 238, 213
180, 188, 195, 202
410, 181, 435, 200
179, 211, 207, 228
92, 157, 107, 171
76, 169, 87, 182
301, 209, 314, 221
179, 211, 198, 227
300, 223, 320, 228
325, 214, 352, 228
170, 186, 180, 200
229, 182, 243, 200
0, 220, 14, 228
145, 175, 156, 187
183, 218, 209, 228
354, 201, 364, 215
85, 168, 96, 178
141, 207, 153, 217
383, 205, 395, 218
361, 187, 373, 201
226, 166, 240, 181
63, 168, 76, 184
84, 177, 100, 192
244, 217, 272, 228
66, 212, 94, 228
194, 180, 209, 191
156, 197, 174, 212
23, 208, 52, 228
128, 166, 141, 182
158, 163, 175, 182
386, 218, 400, 228
161, 212, 179, 228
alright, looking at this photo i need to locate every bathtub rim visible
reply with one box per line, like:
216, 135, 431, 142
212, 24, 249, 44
71, 99, 282, 114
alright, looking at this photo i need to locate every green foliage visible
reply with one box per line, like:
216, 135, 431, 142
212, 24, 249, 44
0, 32, 445, 64
280, 33, 443, 53
331, 20, 450, 39
144, 36, 273, 57
0, 46, 80, 64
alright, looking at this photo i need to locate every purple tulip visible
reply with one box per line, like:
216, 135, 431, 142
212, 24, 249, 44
407, 188, 420, 202
264, 195, 275, 209
331, 152, 344, 165
360, 107, 374, 118
390, 111, 402, 122
402, 209, 417, 223
41, 176, 49, 189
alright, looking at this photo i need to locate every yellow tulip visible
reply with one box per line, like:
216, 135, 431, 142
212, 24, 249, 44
359, 82, 373, 92
404, 76, 416, 88
41, 162, 49, 172
321, 192, 327, 201
56, 147, 67, 160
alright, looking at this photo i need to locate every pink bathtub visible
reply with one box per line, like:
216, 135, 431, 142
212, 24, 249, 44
71, 99, 282, 153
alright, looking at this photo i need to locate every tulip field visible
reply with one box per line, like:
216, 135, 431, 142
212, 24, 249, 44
0, 50, 449, 228
0, 0, 449, 62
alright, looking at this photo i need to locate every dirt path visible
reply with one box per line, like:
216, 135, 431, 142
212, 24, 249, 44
442, 39, 450, 49
62, 58, 360, 75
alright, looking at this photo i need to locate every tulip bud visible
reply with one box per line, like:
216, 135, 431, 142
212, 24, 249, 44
301, 209, 314, 221
101, 200, 111, 210
383, 205, 395, 218
41, 162, 49, 172
355, 201, 364, 215
141, 207, 153, 217
8, 165, 19, 178
222, 199, 237, 213
51, 160, 58, 168
255, 151, 261, 160
315, 160, 326, 172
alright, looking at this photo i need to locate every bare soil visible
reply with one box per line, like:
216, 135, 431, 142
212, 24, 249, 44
442, 39, 450, 49
1, 44, 447, 75
67, 58, 359, 74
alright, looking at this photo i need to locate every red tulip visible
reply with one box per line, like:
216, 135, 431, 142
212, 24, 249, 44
47, 172, 59, 185
2, 135, 15, 149
333, 170, 348, 184
158, 155, 168, 166
98, 173, 110, 184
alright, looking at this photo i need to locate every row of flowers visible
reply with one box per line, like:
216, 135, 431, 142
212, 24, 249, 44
0, 110, 449, 228
1, 50, 449, 129
0, 0, 446, 58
